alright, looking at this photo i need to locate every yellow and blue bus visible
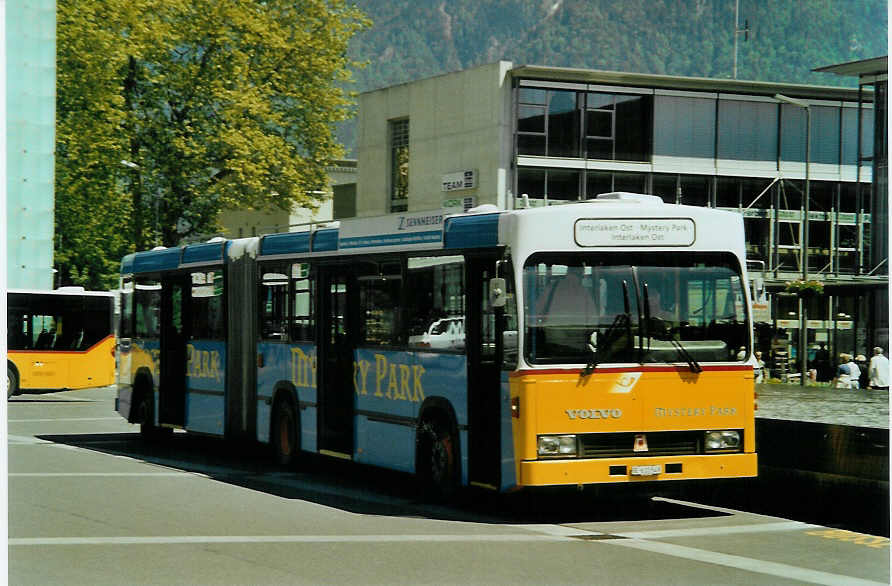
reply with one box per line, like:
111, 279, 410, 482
115, 193, 757, 495
7, 288, 116, 398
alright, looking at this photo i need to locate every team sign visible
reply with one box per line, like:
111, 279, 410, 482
575, 218, 695, 247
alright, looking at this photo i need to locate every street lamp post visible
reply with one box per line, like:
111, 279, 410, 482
775, 94, 811, 386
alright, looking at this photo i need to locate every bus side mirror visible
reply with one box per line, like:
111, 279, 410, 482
489, 277, 507, 308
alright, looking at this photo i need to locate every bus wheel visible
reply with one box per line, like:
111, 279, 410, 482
136, 392, 170, 441
272, 399, 300, 468
418, 419, 458, 501
7, 366, 19, 399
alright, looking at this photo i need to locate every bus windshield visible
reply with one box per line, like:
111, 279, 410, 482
524, 252, 749, 365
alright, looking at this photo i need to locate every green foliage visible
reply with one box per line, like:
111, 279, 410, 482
56, 0, 369, 288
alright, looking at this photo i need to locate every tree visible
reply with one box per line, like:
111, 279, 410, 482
56, 0, 369, 288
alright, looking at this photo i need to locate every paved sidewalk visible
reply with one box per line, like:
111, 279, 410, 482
757, 382, 889, 429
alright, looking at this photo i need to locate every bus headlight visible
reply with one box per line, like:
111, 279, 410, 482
705, 430, 741, 452
537, 435, 578, 458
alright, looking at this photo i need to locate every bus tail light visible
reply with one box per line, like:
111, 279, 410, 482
511, 396, 520, 418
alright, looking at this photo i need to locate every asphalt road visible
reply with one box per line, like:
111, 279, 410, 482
8, 386, 891, 585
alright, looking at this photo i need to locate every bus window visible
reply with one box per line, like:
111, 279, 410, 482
405, 255, 465, 351
291, 263, 314, 342
190, 270, 224, 341
259, 265, 289, 341
134, 279, 161, 339
524, 252, 748, 364
357, 260, 402, 347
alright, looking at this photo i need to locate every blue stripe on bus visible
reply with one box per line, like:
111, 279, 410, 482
312, 229, 339, 252
132, 247, 182, 273
121, 254, 135, 274
182, 242, 225, 265
260, 231, 311, 257
339, 230, 442, 250
444, 214, 500, 249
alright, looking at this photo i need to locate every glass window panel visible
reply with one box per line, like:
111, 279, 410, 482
519, 87, 547, 105
778, 180, 802, 211
716, 177, 740, 208
517, 134, 546, 156
547, 90, 580, 158
680, 175, 711, 206
812, 106, 841, 165
780, 104, 807, 163
586, 138, 613, 160
839, 182, 859, 213
405, 255, 465, 351
615, 95, 651, 162
191, 270, 225, 341
808, 221, 831, 273
585, 171, 612, 198
291, 263, 314, 341
651, 174, 678, 203
740, 178, 773, 210
586, 92, 615, 110
357, 260, 402, 347
260, 264, 289, 341
613, 172, 646, 193
518, 105, 546, 133
586, 109, 612, 138
718, 100, 778, 161
518, 168, 546, 199
523, 252, 748, 364
546, 169, 580, 201
744, 218, 770, 263
134, 279, 161, 339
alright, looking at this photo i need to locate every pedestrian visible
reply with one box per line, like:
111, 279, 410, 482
868, 347, 890, 390
831, 354, 852, 390
855, 354, 869, 389
846, 354, 861, 390
754, 351, 766, 383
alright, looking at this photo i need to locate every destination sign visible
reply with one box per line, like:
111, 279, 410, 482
575, 218, 695, 247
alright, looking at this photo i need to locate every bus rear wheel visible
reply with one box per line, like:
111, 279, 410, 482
272, 399, 300, 468
7, 366, 19, 399
418, 418, 458, 501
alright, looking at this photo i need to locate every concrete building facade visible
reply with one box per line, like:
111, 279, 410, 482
356, 61, 887, 373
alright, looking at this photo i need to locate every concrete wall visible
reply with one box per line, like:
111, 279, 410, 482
7, 0, 55, 289
357, 61, 514, 216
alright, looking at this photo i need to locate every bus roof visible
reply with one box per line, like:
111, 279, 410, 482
120, 194, 746, 275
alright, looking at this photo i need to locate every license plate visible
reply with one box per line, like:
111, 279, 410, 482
630, 465, 661, 476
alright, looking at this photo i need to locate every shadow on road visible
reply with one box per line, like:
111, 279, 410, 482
35, 431, 727, 526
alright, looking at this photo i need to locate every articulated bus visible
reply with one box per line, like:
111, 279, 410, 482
8, 288, 116, 398
115, 193, 757, 495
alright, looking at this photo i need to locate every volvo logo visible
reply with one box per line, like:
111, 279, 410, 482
566, 408, 622, 420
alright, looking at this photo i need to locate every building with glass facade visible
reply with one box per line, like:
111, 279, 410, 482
356, 61, 887, 373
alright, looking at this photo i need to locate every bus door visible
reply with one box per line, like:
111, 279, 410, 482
317, 266, 356, 457
465, 255, 503, 489
159, 275, 188, 426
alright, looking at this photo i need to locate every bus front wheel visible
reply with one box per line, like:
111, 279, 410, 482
272, 398, 300, 468
7, 366, 19, 399
418, 418, 458, 501
136, 391, 170, 440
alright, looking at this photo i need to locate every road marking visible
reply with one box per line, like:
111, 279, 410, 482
806, 529, 891, 549
9, 472, 202, 477
510, 524, 594, 537
607, 537, 887, 586
614, 520, 821, 539
9, 534, 571, 546
8, 417, 123, 423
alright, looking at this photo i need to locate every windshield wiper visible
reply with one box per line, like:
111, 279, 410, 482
642, 281, 701, 373
583, 280, 631, 376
